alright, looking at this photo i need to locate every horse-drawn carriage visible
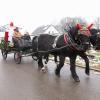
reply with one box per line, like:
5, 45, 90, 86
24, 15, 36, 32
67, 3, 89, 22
0, 32, 33, 64
0, 23, 100, 82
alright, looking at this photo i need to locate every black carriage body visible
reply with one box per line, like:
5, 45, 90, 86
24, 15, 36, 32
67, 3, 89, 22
0, 35, 33, 64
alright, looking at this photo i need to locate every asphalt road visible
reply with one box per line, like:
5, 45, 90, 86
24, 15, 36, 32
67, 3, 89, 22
0, 54, 100, 100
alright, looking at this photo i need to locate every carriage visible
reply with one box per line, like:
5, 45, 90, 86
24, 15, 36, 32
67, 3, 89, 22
0, 32, 34, 64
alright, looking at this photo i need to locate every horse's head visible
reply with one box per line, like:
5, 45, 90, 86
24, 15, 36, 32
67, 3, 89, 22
74, 24, 93, 50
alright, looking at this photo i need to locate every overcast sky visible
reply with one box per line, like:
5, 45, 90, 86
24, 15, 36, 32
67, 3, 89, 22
0, 0, 99, 33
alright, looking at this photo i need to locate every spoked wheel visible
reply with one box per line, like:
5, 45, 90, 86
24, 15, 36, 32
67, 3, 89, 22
32, 56, 38, 61
2, 50, 7, 60
1, 49, 3, 56
14, 52, 22, 64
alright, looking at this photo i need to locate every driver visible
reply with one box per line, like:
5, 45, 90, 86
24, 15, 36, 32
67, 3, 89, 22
13, 27, 22, 39
12, 27, 22, 48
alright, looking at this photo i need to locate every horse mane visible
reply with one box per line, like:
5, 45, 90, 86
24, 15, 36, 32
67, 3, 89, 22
67, 26, 78, 41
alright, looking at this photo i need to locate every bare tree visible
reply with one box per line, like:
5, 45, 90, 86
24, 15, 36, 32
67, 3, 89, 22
59, 17, 87, 32
94, 17, 100, 29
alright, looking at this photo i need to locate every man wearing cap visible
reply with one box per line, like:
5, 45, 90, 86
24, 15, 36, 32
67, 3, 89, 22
12, 27, 22, 48
13, 27, 22, 38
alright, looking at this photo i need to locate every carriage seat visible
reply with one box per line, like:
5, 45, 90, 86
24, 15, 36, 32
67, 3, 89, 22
12, 35, 32, 49
21, 34, 32, 47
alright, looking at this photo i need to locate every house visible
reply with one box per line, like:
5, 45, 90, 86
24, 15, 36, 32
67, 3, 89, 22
32, 25, 62, 36
43, 25, 60, 35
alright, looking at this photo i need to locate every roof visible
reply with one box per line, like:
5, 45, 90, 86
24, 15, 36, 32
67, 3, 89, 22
32, 25, 62, 36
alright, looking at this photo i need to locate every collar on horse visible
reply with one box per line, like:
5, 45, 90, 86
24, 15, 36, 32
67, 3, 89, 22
63, 33, 84, 51
64, 34, 68, 44
52, 34, 81, 51
52, 34, 69, 48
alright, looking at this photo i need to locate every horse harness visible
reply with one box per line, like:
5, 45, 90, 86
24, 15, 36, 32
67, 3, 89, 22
34, 30, 90, 54
52, 33, 81, 51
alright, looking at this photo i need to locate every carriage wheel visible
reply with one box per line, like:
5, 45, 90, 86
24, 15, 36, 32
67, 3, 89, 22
2, 50, 7, 60
32, 56, 38, 61
1, 49, 3, 56
14, 52, 22, 64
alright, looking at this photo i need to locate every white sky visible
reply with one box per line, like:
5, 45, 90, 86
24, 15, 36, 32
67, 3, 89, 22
0, 0, 100, 33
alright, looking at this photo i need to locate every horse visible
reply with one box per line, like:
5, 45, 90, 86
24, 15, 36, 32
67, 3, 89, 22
32, 24, 92, 82
45, 28, 100, 63
43, 28, 100, 77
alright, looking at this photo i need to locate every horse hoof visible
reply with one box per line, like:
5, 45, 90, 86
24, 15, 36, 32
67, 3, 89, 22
86, 72, 90, 76
85, 70, 90, 76
74, 77, 80, 82
41, 67, 47, 73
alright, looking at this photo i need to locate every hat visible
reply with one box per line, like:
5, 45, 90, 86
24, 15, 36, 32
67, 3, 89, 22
13, 27, 19, 31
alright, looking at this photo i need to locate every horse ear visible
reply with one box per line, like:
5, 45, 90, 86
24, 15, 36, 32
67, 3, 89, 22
87, 23, 93, 30
76, 24, 82, 29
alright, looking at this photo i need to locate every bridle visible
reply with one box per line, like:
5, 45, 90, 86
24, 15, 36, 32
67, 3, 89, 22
63, 33, 81, 51
63, 24, 93, 51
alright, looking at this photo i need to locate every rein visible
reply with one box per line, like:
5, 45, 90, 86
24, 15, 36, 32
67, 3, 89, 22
64, 33, 81, 51
36, 43, 78, 54
35, 34, 79, 54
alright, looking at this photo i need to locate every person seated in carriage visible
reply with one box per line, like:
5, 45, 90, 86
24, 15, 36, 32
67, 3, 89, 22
12, 27, 22, 48
23, 31, 32, 47
12, 27, 32, 49
23, 31, 31, 41
13, 27, 22, 39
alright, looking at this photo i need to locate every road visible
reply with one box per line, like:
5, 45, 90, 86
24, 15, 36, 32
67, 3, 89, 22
0, 54, 100, 100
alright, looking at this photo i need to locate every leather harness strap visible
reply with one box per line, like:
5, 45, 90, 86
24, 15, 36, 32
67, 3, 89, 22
64, 34, 68, 44
52, 35, 60, 48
